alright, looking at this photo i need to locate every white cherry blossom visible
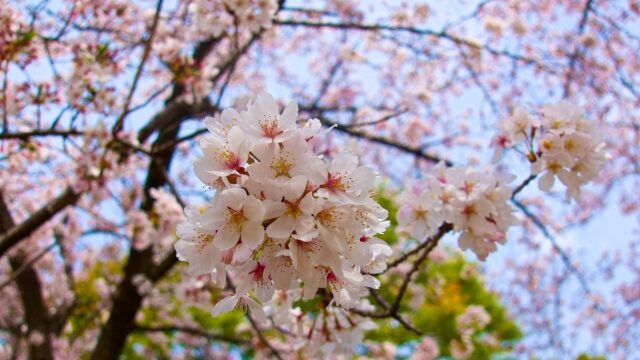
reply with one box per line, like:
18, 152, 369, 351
397, 164, 517, 260
210, 188, 265, 250
176, 92, 390, 336
495, 101, 606, 200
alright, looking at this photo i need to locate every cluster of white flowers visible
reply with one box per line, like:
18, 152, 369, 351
493, 100, 606, 200
397, 163, 517, 260
175, 93, 391, 324
66, 43, 123, 112
127, 188, 185, 256
262, 289, 378, 357
188, 0, 277, 37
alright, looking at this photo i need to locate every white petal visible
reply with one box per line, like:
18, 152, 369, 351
222, 188, 247, 210
538, 171, 555, 191
299, 193, 316, 214
236, 277, 252, 296
215, 225, 240, 250
266, 215, 295, 239
287, 176, 308, 199
279, 100, 298, 129
264, 201, 286, 219
331, 154, 359, 173
247, 162, 275, 181
256, 93, 278, 117
243, 196, 265, 222
241, 221, 265, 249
227, 126, 245, 151
350, 166, 376, 191
244, 296, 268, 324
255, 280, 275, 303
212, 296, 239, 317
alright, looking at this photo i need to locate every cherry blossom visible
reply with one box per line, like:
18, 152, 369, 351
175, 92, 390, 323
0, 0, 635, 358
398, 164, 517, 260
494, 101, 607, 201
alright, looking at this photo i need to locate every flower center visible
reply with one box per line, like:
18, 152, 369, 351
270, 156, 292, 177
259, 115, 281, 139
226, 207, 246, 231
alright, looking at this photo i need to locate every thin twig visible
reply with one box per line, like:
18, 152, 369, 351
111, 0, 164, 135
343, 108, 408, 129
511, 198, 593, 296
133, 325, 249, 344
0, 242, 56, 291
246, 313, 284, 360
0, 130, 82, 140
384, 223, 453, 273
511, 174, 536, 199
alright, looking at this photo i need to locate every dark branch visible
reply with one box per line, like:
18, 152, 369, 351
0, 186, 80, 258
133, 325, 249, 344
0, 193, 53, 360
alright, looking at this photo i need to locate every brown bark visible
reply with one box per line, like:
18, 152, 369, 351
0, 192, 54, 360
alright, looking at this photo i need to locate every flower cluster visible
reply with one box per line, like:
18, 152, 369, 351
188, 0, 277, 37
397, 163, 517, 260
175, 93, 391, 322
411, 336, 439, 360
67, 43, 122, 112
0, 0, 39, 66
263, 289, 378, 357
450, 305, 492, 359
493, 101, 606, 200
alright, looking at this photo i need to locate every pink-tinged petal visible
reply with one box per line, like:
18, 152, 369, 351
251, 143, 275, 163
303, 157, 327, 185
193, 157, 219, 186
266, 255, 295, 289
213, 264, 227, 288
255, 280, 275, 303
350, 166, 376, 191
246, 161, 273, 180
174, 240, 215, 276
331, 154, 359, 173
212, 295, 239, 317
287, 175, 308, 199
361, 274, 380, 289
264, 201, 286, 220
221, 188, 247, 210
266, 215, 295, 239
557, 169, 579, 188
236, 277, 252, 296
243, 195, 265, 222
530, 160, 544, 175
538, 171, 555, 191
396, 206, 417, 226
255, 93, 279, 117
279, 100, 298, 129
294, 214, 316, 236
227, 126, 245, 151
241, 221, 264, 249
217, 108, 241, 134
244, 296, 267, 324
232, 243, 253, 264
215, 225, 240, 250
349, 244, 373, 266
298, 193, 316, 214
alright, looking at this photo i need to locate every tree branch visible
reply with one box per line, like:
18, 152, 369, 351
0, 186, 80, 258
275, 19, 543, 66
133, 325, 249, 344
0, 193, 53, 360
309, 111, 453, 166
0, 129, 82, 140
